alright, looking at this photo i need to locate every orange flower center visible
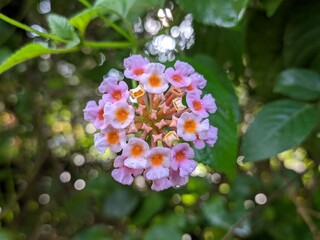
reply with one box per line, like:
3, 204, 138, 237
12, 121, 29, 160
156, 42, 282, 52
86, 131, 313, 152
98, 108, 104, 120
112, 90, 122, 101
193, 101, 203, 111
115, 108, 129, 123
107, 131, 120, 145
184, 120, 197, 133
133, 89, 144, 98
151, 154, 163, 166
173, 74, 182, 82
175, 151, 186, 162
134, 68, 144, 76
148, 74, 161, 87
187, 84, 194, 91
131, 144, 143, 157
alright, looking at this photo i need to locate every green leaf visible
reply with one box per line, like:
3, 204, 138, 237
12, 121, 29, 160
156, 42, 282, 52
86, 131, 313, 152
246, 8, 285, 101
94, 0, 136, 17
126, 0, 165, 22
132, 193, 164, 226
69, 8, 104, 36
47, 14, 80, 48
144, 225, 181, 240
179, 0, 249, 28
73, 225, 112, 240
274, 68, 320, 101
241, 100, 318, 162
202, 196, 250, 235
261, 0, 284, 17
0, 47, 11, 64
0, 43, 77, 75
69, 0, 136, 36
182, 55, 239, 179
191, 24, 245, 83
283, 2, 320, 68
103, 189, 139, 219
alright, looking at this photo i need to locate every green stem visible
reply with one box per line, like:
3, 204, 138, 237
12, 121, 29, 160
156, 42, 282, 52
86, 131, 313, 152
83, 40, 134, 48
101, 15, 132, 41
0, 13, 67, 43
77, 0, 132, 41
78, 0, 91, 8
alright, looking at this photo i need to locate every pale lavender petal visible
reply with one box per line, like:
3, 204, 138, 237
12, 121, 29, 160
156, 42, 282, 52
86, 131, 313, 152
83, 100, 98, 122
113, 155, 126, 168
202, 94, 217, 114
179, 159, 198, 177
111, 168, 134, 185
94, 132, 107, 154
151, 178, 172, 191
194, 139, 206, 149
146, 167, 169, 180
170, 170, 188, 187
174, 60, 194, 75
99, 76, 119, 93
124, 157, 148, 169
206, 126, 218, 147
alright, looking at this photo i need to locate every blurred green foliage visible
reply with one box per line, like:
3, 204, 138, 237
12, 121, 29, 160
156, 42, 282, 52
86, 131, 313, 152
0, 0, 320, 239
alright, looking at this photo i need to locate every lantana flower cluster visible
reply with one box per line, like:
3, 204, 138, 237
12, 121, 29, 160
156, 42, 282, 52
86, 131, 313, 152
83, 55, 218, 191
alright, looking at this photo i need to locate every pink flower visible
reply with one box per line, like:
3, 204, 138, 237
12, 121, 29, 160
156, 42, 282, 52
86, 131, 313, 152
177, 112, 209, 141
183, 72, 207, 94
169, 170, 189, 187
94, 126, 126, 153
165, 60, 194, 88
83, 99, 105, 129
84, 54, 219, 191
194, 126, 218, 149
171, 143, 197, 177
140, 63, 169, 94
112, 154, 143, 185
186, 93, 217, 118
151, 177, 172, 191
124, 55, 150, 81
145, 147, 171, 180
123, 138, 149, 169
102, 81, 129, 103
99, 76, 119, 93
104, 101, 134, 129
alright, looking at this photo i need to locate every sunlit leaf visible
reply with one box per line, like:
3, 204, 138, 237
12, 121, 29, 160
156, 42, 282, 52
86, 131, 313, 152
0, 43, 77, 75
241, 100, 318, 162
274, 68, 320, 101
94, 0, 136, 17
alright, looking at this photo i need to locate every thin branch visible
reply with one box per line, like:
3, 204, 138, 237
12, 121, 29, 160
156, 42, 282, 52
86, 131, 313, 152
0, 13, 67, 43
83, 40, 134, 48
221, 175, 300, 240
290, 192, 320, 239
